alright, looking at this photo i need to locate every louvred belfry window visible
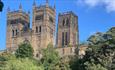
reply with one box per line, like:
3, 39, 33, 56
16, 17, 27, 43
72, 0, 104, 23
12, 30, 14, 37
16, 29, 18, 35
63, 19, 65, 26
65, 32, 68, 45
62, 32, 64, 47
39, 26, 41, 32
66, 18, 69, 26
36, 26, 38, 33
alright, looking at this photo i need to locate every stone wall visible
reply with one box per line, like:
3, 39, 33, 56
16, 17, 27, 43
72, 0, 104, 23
56, 47, 76, 57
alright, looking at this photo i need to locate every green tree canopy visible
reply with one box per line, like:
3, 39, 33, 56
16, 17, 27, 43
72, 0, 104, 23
15, 42, 33, 58
3, 58, 43, 70
40, 43, 71, 70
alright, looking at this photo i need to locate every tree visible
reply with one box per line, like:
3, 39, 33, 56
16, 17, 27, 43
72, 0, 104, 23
3, 58, 43, 70
40, 43, 71, 70
15, 42, 33, 58
84, 28, 115, 70
71, 27, 115, 70
40, 43, 60, 70
0, 53, 13, 69
0, 0, 4, 12
84, 60, 107, 70
70, 56, 85, 70
87, 32, 106, 45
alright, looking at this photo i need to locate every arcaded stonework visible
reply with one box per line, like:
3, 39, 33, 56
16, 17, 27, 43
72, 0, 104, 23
6, 0, 79, 57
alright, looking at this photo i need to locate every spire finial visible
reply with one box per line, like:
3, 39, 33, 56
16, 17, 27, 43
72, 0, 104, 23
54, 0, 56, 9
46, 0, 49, 6
33, 0, 36, 6
19, 3, 22, 11
7, 6, 10, 12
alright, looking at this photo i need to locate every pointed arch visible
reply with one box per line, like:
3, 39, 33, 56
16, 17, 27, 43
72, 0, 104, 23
63, 19, 65, 26
39, 26, 41, 32
12, 30, 14, 37
16, 29, 18, 35
36, 26, 38, 33
66, 18, 69, 26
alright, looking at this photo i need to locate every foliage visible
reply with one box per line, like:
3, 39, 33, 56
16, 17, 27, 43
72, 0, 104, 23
15, 42, 33, 58
70, 56, 85, 70
1, 27, 115, 70
4, 58, 43, 70
41, 43, 71, 70
84, 60, 107, 70
84, 28, 115, 70
0, 53, 43, 70
71, 27, 115, 70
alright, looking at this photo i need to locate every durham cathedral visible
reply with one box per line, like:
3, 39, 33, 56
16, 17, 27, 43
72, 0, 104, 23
6, 0, 79, 57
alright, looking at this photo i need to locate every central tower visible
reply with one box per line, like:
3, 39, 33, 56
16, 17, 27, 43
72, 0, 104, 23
32, 0, 56, 52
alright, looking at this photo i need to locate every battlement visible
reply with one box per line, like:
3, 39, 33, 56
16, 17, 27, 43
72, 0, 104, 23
59, 11, 78, 17
8, 10, 29, 17
34, 5, 55, 11
7, 10, 30, 26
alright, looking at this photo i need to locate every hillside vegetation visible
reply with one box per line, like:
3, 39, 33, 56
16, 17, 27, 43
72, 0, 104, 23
0, 27, 115, 70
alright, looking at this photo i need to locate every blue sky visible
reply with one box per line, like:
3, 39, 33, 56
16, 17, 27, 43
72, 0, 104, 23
0, 0, 115, 50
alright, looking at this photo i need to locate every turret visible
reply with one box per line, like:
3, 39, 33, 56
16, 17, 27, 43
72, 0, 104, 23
33, 0, 36, 9
7, 6, 10, 13
46, 0, 49, 7
19, 3, 22, 12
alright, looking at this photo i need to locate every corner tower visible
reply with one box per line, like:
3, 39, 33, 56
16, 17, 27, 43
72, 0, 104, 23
57, 11, 79, 48
32, 0, 56, 50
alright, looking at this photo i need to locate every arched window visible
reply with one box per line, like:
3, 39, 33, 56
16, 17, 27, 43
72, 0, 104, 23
66, 18, 69, 26
16, 29, 18, 35
39, 26, 41, 32
63, 48, 65, 54
12, 30, 14, 37
62, 32, 64, 47
36, 26, 38, 33
65, 32, 68, 45
63, 19, 65, 26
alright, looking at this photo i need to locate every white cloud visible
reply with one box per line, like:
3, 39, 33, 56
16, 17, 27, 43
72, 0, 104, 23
76, 0, 115, 13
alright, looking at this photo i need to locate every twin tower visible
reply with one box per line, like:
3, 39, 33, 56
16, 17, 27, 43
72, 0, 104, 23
6, 0, 79, 57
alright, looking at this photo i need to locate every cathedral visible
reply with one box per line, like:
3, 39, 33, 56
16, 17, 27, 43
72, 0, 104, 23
6, 0, 79, 57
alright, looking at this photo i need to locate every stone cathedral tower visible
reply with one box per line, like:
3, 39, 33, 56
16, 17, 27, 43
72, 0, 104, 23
32, 0, 56, 53
6, 0, 79, 57
57, 11, 79, 48
6, 4, 30, 52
